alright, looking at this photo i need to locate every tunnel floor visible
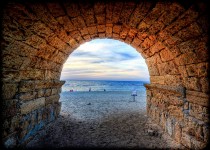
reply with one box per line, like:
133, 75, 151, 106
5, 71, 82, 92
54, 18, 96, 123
26, 91, 183, 149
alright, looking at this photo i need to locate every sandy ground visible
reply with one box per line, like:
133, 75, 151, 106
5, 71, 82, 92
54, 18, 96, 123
26, 91, 183, 149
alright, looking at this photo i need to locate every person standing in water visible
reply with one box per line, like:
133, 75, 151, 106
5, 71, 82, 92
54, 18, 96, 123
89, 87, 91, 92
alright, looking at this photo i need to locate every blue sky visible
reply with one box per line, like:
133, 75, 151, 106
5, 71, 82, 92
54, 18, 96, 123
60, 39, 149, 81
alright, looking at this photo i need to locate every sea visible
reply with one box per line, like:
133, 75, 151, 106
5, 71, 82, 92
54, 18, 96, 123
61, 80, 149, 92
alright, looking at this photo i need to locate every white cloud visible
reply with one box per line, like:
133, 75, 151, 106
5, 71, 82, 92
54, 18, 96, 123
60, 39, 149, 81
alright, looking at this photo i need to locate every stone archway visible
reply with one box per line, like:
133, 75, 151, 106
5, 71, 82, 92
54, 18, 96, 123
1, 0, 209, 148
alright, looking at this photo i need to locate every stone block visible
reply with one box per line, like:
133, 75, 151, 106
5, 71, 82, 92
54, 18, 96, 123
159, 47, 180, 62
176, 22, 202, 41
200, 77, 209, 93
44, 70, 60, 80
71, 16, 86, 28
183, 77, 201, 91
137, 21, 150, 32
51, 88, 58, 95
113, 25, 121, 34
189, 103, 209, 122
19, 80, 35, 92
146, 90, 152, 97
84, 15, 96, 26
18, 70, 45, 81
87, 26, 97, 35
34, 80, 50, 89
112, 33, 120, 39
149, 41, 165, 55
168, 105, 184, 120
181, 132, 192, 148
2, 82, 18, 100
166, 118, 174, 137
141, 35, 156, 51
47, 3, 65, 17
178, 66, 188, 78
97, 25, 105, 33
20, 98, 45, 114
157, 61, 179, 76
174, 122, 182, 143
45, 89, 52, 97
148, 64, 160, 76
96, 14, 105, 24
186, 94, 208, 107
83, 34, 91, 40
45, 94, 60, 105
164, 75, 182, 86
174, 52, 197, 66
184, 102, 189, 110
146, 53, 162, 64
167, 96, 184, 106
150, 76, 165, 84
105, 26, 112, 34
119, 26, 129, 39
131, 37, 142, 47
191, 137, 207, 149
19, 91, 37, 101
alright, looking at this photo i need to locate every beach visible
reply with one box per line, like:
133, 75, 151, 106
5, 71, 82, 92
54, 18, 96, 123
26, 91, 183, 149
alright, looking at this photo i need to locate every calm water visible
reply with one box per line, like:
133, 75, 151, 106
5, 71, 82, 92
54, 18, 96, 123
61, 80, 149, 92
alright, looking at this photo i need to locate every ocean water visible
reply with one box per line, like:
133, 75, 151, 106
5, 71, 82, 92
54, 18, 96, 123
61, 80, 149, 92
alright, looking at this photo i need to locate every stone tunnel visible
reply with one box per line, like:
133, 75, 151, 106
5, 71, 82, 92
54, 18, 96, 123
1, 0, 209, 148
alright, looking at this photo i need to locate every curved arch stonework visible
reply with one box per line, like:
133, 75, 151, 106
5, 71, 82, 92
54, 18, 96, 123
1, 0, 209, 148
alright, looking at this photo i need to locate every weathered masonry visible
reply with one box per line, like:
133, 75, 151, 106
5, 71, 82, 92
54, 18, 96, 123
1, 0, 209, 148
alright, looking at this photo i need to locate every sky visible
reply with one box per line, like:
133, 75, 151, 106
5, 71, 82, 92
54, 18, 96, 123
60, 39, 149, 82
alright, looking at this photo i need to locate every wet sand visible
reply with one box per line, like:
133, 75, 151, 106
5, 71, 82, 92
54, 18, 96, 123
26, 91, 183, 149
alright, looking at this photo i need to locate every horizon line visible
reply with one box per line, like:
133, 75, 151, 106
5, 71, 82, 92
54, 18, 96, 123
60, 79, 150, 82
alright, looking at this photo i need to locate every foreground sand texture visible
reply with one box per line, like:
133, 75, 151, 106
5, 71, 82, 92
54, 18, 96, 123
26, 91, 182, 148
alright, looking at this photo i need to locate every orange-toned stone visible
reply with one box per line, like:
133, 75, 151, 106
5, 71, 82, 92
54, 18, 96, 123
97, 25, 106, 33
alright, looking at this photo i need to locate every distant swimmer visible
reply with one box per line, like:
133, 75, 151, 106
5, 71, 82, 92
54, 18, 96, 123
104, 89, 106, 91
89, 87, 91, 92
70, 89, 73, 92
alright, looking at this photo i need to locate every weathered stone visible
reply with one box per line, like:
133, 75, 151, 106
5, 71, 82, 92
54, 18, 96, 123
174, 122, 182, 143
183, 77, 201, 91
181, 132, 192, 148
97, 25, 105, 33
148, 64, 160, 76
150, 76, 165, 84
200, 77, 209, 93
20, 98, 45, 114
45, 94, 60, 105
166, 118, 174, 137
19, 80, 35, 92
186, 94, 209, 107
168, 105, 184, 120
164, 75, 182, 86
157, 61, 179, 76
2, 82, 18, 100
160, 47, 180, 62
19, 91, 37, 101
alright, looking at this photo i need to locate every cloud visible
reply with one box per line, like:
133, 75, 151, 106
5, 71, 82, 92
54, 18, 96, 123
60, 39, 149, 81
